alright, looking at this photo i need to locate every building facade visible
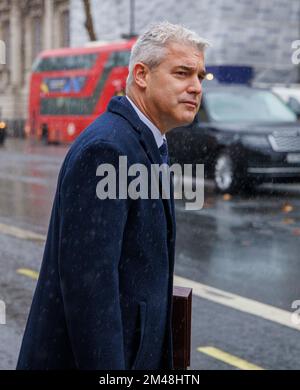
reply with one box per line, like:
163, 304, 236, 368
0, 0, 299, 130
0, 0, 69, 133
70, 0, 300, 83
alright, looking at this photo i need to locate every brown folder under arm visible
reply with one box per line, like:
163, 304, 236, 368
172, 286, 192, 370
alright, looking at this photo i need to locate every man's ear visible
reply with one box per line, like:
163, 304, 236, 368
133, 62, 149, 89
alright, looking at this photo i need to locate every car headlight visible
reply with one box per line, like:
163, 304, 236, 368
0, 121, 6, 130
242, 135, 270, 148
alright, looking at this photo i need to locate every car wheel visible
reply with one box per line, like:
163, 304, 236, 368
0, 131, 5, 146
214, 152, 238, 194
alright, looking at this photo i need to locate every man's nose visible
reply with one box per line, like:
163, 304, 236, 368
187, 76, 202, 95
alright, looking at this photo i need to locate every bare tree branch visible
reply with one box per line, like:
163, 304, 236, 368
82, 0, 97, 41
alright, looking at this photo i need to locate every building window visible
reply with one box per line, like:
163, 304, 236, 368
32, 17, 42, 61
60, 10, 70, 47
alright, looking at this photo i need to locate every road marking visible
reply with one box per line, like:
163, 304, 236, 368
197, 346, 265, 370
174, 275, 300, 331
0, 223, 45, 242
16, 268, 39, 280
5, 216, 297, 332
15, 267, 299, 331
16, 268, 298, 332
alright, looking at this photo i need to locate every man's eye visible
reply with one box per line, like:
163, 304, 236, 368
176, 71, 187, 76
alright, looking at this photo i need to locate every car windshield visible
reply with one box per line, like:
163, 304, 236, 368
205, 89, 298, 123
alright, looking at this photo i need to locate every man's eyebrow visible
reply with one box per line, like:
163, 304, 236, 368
198, 69, 207, 79
175, 65, 196, 71
175, 65, 207, 78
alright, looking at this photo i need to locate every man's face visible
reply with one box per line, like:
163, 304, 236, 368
144, 42, 206, 132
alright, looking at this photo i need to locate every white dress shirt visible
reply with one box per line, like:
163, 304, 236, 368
126, 96, 166, 149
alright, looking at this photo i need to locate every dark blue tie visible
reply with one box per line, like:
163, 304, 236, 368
159, 138, 169, 165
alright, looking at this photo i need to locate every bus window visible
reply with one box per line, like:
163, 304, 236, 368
27, 38, 135, 142
40, 50, 131, 116
41, 76, 87, 93
33, 53, 98, 72
106, 50, 131, 67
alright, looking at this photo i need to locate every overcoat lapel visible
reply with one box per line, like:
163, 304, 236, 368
107, 96, 175, 241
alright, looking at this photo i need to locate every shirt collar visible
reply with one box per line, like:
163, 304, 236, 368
126, 96, 166, 148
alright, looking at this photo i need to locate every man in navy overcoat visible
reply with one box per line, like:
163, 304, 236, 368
17, 21, 207, 370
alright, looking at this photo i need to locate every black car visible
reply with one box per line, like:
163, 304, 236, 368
167, 85, 300, 193
0, 120, 7, 146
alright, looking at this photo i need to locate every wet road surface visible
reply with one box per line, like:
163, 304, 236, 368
1, 138, 300, 369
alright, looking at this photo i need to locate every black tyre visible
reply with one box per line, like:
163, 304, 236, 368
214, 152, 239, 194
0, 130, 6, 146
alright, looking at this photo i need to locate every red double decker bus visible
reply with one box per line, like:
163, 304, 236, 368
26, 38, 136, 143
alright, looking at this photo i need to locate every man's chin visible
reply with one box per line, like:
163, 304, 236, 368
178, 115, 196, 127
168, 113, 197, 130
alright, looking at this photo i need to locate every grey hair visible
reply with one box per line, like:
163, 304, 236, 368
126, 21, 209, 91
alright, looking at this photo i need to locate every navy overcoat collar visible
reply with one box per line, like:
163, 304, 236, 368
107, 96, 175, 240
